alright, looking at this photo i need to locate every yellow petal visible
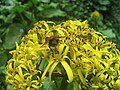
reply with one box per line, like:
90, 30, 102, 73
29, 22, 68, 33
32, 84, 40, 89
27, 87, 30, 90
49, 62, 58, 81
58, 44, 65, 54
18, 66, 24, 80
54, 29, 65, 36
77, 69, 87, 85
114, 64, 119, 71
82, 42, 94, 52
63, 45, 69, 56
114, 79, 120, 89
91, 84, 99, 89
70, 47, 76, 60
61, 61, 73, 83
41, 60, 54, 81
47, 21, 55, 24
33, 33, 38, 43
14, 74, 23, 83
63, 56, 71, 61
19, 64, 28, 71
7, 62, 13, 71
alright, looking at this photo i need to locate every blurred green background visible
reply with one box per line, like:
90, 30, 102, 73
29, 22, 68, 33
0, 0, 120, 89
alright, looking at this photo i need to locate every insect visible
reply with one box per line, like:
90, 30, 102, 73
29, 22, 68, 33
40, 35, 65, 51
46, 36, 65, 49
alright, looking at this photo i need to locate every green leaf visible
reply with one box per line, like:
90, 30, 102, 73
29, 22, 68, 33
13, 4, 25, 13
54, 77, 63, 90
98, 0, 110, 5
0, 66, 6, 74
0, 53, 7, 67
41, 0, 50, 3
100, 29, 116, 38
0, 52, 7, 75
98, 6, 107, 11
38, 58, 48, 71
95, 5, 107, 11
0, 28, 6, 35
24, 11, 32, 21
59, 76, 68, 90
40, 78, 57, 90
0, 5, 14, 11
30, 0, 40, 5
4, 0, 16, 5
3, 23, 24, 49
41, 8, 66, 18
49, 2, 59, 8
0, 15, 6, 21
4, 14, 16, 23
37, 6, 44, 11
67, 80, 78, 90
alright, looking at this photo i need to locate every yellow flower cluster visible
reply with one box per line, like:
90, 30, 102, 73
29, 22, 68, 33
6, 20, 120, 90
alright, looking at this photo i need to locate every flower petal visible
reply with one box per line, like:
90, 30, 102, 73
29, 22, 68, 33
61, 61, 73, 83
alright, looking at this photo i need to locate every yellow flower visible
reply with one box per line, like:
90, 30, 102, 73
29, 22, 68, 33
91, 11, 101, 19
6, 20, 120, 90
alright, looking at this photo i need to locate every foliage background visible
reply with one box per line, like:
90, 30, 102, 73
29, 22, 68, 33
0, 0, 120, 89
